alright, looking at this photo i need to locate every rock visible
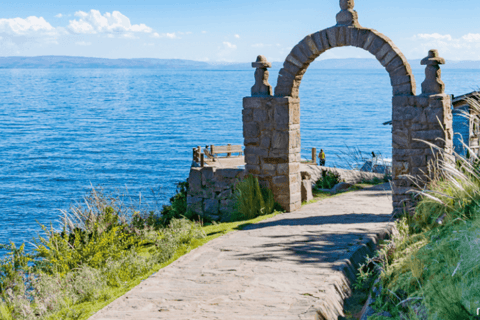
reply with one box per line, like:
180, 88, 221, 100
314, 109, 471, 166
301, 180, 313, 202
331, 182, 353, 194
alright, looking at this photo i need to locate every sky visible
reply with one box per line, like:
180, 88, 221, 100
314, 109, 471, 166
0, 0, 480, 62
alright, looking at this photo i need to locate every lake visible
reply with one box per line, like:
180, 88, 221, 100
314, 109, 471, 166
0, 67, 479, 250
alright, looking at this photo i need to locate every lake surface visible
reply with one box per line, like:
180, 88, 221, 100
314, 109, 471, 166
0, 67, 479, 250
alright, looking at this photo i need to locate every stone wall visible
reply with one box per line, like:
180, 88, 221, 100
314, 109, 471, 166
300, 164, 386, 185
186, 167, 245, 221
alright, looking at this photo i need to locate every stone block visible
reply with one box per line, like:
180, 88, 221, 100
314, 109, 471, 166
393, 148, 424, 157
298, 39, 314, 61
326, 27, 337, 47
390, 75, 412, 87
304, 35, 321, 55
410, 155, 427, 167
219, 199, 236, 218
188, 168, 202, 191
336, 26, 347, 46
291, 45, 309, 65
244, 137, 259, 147
245, 154, 259, 165
217, 189, 233, 199
243, 97, 264, 109
260, 135, 271, 149
282, 60, 300, 78
346, 26, 359, 45
215, 168, 244, 180
354, 28, 370, 48
245, 146, 269, 157
204, 199, 219, 214
272, 131, 289, 150
245, 164, 260, 175
386, 56, 406, 73
252, 108, 267, 122
201, 167, 215, 186
243, 122, 260, 138
369, 38, 387, 56
286, 53, 303, 68
301, 180, 313, 203
393, 83, 414, 96
412, 129, 444, 142
362, 31, 376, 50
260, 163, 277, 176
380, 50, 398, 67
242, 108, 253, 122
392, 161, 409, 177
187, 196, 203, 214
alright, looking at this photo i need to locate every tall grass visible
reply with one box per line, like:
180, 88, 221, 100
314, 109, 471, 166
0, 187, 205, 320
355, 93, 480, 319
232, 175, 276, 221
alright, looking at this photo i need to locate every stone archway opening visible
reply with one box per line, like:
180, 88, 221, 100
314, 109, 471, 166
243, 0, 453, 214
296, 49, 394, 170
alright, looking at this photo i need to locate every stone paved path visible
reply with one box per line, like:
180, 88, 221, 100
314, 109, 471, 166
90, 184, 394, 320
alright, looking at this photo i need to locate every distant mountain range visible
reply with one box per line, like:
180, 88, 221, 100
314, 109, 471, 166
0, 56, 479, 70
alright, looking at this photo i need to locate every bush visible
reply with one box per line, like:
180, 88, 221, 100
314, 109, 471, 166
0, 187, 205, 320
231, 175, 277, 221
315, 170, 341, 189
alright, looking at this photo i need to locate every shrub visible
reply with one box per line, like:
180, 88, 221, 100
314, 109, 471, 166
232, 175, 276, 221
0, 187, 206, 320
315, 170, 341, 189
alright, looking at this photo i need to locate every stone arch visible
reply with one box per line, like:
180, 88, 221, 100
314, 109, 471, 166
242, 1, 453, 214
274, 26, 416, 98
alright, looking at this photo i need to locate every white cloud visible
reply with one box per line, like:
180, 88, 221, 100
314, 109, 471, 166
234, 34, 240, 38
55, 13, 63, 18
152, 32, 177, 39
223, 41, 237, 50
0, 16, 57, 37
409, 32, 480, 60
413, 33, 453, 41
68, 10, 153, 35
75, 41, 91, 46
202, 30, 207, 34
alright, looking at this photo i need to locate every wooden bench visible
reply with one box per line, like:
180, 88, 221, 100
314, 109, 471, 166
210, 144, 243, 159
192, 144, 243, 167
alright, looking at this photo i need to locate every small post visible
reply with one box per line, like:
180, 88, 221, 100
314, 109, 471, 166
312, 148, 317, 165
193, 147, 197, 162
200, 153, 205, 167
227, 143, 232, 157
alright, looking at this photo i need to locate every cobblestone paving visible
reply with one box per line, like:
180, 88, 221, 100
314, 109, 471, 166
90, 184, 393, 320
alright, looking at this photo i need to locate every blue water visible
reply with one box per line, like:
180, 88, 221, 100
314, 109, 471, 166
0, 67, 479, 250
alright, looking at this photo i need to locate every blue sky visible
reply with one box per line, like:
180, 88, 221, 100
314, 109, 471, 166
0, 0, 479, 62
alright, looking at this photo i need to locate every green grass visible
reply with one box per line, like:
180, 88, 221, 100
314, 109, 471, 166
45, 212, 280, 320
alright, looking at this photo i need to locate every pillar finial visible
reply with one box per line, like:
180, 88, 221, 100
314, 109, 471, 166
421, 49, 446, 95
251, 55, 272, 96
337, 0, 360, 27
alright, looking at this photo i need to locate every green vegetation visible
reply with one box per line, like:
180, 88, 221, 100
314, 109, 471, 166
314, 170, 342, 189
0, 175, 283, 320
230, 175, 279, 221
348, 144, 480, 318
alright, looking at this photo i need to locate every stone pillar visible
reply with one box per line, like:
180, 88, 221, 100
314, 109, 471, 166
392, 50, 452, 214
243, 96, 301, 212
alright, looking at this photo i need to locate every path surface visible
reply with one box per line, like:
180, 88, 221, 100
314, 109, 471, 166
90, 184, 394, 320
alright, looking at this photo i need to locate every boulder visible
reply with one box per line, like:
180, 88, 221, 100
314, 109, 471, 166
331, 182, 353, 194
